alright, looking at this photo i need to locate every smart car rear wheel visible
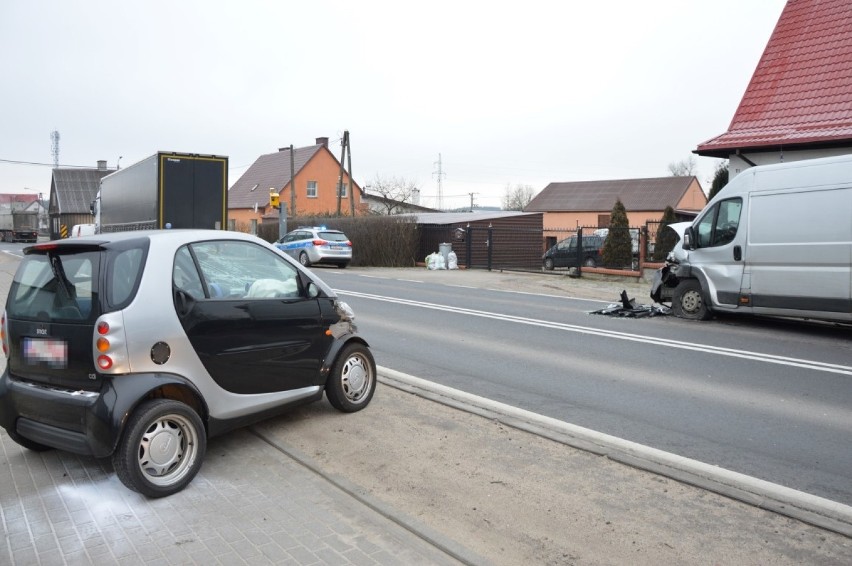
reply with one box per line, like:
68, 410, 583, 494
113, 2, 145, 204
299, 251, 311, 267
326, 343, 376, 413
113, 399, 206, 498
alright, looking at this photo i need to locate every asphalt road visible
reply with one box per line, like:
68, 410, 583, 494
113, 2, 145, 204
320, 266, 852, 507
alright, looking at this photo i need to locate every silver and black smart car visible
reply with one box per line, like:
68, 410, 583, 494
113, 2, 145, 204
0, 230, 376, 497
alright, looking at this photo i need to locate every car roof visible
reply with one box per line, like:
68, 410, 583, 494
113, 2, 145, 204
25, 229, 270, 251
24, 229, 339, 297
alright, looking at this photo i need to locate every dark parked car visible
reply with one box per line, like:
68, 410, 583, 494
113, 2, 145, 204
0, 230, 376, 497
543, 234, 604, 270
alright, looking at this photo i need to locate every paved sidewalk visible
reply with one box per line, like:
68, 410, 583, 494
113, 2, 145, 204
0, 424, 468, 566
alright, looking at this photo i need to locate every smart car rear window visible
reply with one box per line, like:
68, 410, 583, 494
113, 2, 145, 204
8, 250, 100, 322
109, 248, 145, 306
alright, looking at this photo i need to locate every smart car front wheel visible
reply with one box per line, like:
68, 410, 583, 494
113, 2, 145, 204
113, 399, 206, 498
326, 343, 376, 413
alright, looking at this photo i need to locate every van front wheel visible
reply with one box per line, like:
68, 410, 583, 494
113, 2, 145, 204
672, 280, 711, 320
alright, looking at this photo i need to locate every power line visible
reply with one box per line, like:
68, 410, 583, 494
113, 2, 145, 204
0, 158, 93, 168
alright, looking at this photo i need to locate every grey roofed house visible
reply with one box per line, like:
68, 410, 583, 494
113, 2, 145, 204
525, 176, 703, 213
49, 167, 113, 214
361, 192, 440, 215
48, 163, 114, 239
228, 144, 323, 210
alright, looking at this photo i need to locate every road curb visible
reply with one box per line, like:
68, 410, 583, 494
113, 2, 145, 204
378, 366, 852, 538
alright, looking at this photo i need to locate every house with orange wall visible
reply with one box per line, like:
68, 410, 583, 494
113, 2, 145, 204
524, 176, 706, 237
228, 137, 363, 233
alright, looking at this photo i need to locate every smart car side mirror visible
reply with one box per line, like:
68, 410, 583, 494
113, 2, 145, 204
306, 281, 320, 299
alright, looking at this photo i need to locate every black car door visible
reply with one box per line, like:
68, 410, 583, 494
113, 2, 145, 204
172, 240, 331, 395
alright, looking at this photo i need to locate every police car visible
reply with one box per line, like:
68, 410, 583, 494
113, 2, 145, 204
275, 227, 352, 268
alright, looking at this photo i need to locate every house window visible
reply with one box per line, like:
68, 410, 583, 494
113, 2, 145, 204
307, 181, 317, 198
597, 214, 610, 227
250, 218, 258, 235
337, 182, 348, 198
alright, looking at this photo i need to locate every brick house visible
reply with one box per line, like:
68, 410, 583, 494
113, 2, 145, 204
228, 137, 363, 233
695, 0, 852, 177
524, 176, 706, 242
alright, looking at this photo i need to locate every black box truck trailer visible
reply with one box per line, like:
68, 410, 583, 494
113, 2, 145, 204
94, 152, 228, 233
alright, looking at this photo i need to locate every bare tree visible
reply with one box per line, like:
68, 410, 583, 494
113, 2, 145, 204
502, 183, 536, 211
667, 155, 698, 177
367, 175, 421, 215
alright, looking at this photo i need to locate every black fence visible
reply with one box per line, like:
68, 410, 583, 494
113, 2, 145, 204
422, 222, 670, 274
421, 224, 544, 271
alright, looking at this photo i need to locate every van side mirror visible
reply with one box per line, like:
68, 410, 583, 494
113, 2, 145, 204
682, 229, 694, 250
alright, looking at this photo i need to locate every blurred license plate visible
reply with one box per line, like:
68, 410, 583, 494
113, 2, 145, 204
23, 338, 68, 368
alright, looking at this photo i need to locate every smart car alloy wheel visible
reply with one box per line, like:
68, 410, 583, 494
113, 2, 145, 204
113, 400, 207, 498
326, 343, 376, 412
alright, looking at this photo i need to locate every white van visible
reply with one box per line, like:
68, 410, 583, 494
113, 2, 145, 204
654, 154, 852, 322
70, 223, 96, 238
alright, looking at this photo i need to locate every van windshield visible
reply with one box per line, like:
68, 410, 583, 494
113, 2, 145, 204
8, 251, 101, 322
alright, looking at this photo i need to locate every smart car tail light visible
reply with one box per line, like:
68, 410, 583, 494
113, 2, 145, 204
1, 311, 8, 358
92, 312, 130, 374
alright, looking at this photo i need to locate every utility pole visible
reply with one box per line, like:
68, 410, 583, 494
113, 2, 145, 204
289, 144, 296, 216
468, 192, 477, 212
433, 153, 446, 210
336, 131, 349, 216
347, 133, 355, 216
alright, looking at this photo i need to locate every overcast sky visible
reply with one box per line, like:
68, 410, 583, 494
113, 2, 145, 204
1, 0, 787, 209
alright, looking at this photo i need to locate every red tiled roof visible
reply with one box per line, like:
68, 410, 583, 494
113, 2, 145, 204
696, 0, 852, 156
0, 194, 38, 206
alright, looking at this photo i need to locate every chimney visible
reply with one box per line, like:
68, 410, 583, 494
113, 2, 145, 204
316, 137, 329, 148
97, 160, 107, 170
